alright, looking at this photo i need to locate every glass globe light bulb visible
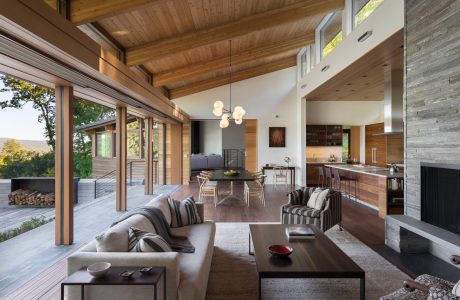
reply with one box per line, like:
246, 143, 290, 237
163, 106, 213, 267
214, 100, 224, 109
235, 118, 243, 125
213, 107, 223, 117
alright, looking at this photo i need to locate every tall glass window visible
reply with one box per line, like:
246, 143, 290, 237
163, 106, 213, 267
320, 11, 343, 58
308, 44, 316, 71
96, 131, 112, 157
353, 0, 384, 28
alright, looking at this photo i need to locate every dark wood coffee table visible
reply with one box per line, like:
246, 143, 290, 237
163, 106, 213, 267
249, 224, 365, 300
61, 266, 165, 300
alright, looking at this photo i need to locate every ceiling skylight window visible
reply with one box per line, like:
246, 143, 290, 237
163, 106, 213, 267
353, 0, 384, 28
320, 11, 343, 58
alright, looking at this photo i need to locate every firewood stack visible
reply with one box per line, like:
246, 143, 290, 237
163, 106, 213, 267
8, 189, 55, 206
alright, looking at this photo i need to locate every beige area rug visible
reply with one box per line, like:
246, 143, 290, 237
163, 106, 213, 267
206, 223, 409, 300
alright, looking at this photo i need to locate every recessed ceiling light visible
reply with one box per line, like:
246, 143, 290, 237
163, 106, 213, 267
321, 65, 330, 72
301, 84, 307, 89
351, 90, 356, 92
347, 83, 352, 85
383, 64, 389, 67
362, 75, 368, 78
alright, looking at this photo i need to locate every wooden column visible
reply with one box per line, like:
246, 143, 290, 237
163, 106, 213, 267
116, 106, 127, 211
244, 119, 258, 172
182, 121, 191, 185
167, 123, 182, 184
157, 122, 165, 185
55, 85, 74, 245
144, 117, 154, 194
138, 117, 145, 159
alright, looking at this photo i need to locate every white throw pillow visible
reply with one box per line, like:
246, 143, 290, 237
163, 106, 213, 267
146, 194, 172, 225
95, 230, 127, 252
314, 189, 330, 211
452, 280, 460, 297
306, 188, 322, 209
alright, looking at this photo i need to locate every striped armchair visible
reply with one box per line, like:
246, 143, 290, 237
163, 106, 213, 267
280, 187, 342, 232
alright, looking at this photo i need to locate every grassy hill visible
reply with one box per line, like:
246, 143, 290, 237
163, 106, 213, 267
0, 138, 50, 153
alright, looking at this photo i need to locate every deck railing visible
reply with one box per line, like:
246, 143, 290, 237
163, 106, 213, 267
93, 160, 158, 198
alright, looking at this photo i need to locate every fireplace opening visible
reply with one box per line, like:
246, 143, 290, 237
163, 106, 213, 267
421, 163, 460, 234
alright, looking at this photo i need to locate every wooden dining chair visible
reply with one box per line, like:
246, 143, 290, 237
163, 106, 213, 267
197, 175, 218, 207
244, 175, 267, 207
273, 166, 288, 186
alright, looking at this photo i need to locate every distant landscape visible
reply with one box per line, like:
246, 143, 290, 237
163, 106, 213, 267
0, 138, 50, 153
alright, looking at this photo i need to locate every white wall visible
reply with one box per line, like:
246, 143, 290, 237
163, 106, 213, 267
174, 67, 299, 184
199, 120, 222, 154
306, 101, 384, 125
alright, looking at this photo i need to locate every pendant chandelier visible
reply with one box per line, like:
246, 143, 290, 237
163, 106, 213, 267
212, 39, 246, 128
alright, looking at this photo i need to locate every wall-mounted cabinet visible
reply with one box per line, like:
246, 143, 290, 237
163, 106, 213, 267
365, 123, 404, 167
306, 125, 342, 146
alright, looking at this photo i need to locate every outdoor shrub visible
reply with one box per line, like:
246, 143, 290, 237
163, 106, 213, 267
0, 216, 52, 243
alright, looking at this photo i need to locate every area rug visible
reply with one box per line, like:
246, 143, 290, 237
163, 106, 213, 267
206, 223, 409, 300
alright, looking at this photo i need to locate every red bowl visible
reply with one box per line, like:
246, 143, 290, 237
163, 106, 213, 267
268, 244, 293, 257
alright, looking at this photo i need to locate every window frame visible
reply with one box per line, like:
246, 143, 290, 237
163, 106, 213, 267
352, 0, 384, 29
96, 130, 113, 158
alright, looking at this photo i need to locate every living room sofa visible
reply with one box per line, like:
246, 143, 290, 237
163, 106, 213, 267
281, 187, 342, 232
67, 194, 216, 300
190, 154, 224, 171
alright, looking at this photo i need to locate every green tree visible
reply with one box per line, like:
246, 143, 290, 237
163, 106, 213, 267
0, 75, 114, 178
0, 139, 54, 178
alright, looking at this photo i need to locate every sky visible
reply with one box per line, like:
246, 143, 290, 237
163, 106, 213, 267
0, 81, 45, 141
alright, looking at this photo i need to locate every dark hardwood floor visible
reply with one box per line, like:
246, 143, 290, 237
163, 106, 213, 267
172, 182, 460, 282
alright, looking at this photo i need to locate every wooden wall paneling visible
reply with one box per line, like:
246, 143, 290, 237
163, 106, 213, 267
168, 123, 183, 184
116, 106, 127, 211
245, 119, 258, 173
182, 121, 191, 185
386, 134, 404, 163
144, 117, 154, 194
365, 123, 387, 167
55, 85, 74, 245
350, 126, 361, 161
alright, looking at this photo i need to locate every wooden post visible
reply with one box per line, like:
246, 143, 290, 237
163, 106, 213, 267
182, 121, 191, 185
157, 122, 165, 185
138, 117, 145, 159
55, 85, 74, 245
116, 106, 127, 211
168, 123, 182, 184
144, 117, 154, 194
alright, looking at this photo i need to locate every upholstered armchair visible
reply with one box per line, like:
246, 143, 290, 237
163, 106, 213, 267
280, 187, 342, 232
380, 255, 460, 299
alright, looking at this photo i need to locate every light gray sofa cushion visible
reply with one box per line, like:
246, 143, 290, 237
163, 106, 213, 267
96, 214, 156, 252
172, 221, 216, 300
146, 194, 172, 225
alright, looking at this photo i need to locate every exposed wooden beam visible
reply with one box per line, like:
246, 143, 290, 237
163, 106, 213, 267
42, 0, 162, 25
126, 0, 344, 66
170, 57, 296, 99
153, 34, 314, 87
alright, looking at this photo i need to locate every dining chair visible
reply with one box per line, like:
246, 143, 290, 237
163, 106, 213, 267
244, 175, 267, 207
273, 166, 289, 186
197, 175, 218, 207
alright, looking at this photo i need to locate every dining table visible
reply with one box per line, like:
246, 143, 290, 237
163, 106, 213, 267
209, 169, 255, 206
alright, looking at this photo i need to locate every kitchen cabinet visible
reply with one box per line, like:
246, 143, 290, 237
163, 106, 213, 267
365, 123, 403, 167
306, 125, 342, 146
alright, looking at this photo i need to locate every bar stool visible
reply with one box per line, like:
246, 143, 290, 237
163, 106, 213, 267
317, 166, 325, 187
332, 168, 357, 200
324, 167, 333, 188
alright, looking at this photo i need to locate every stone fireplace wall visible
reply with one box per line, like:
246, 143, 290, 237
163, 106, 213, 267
405, 0, 460, 219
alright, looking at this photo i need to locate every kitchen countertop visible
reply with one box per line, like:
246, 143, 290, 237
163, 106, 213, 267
324, 164, 404, 179
306, 161, 345, 164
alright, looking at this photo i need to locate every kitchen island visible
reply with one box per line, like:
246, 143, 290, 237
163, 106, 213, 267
306, 162, 344, 186
325, 164, 404, 218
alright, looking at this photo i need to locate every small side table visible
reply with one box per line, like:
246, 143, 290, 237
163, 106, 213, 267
61, 266, 166, 300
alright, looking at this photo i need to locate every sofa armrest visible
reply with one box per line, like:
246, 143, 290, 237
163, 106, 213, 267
196, 202, 204, 221
67, 251, 180, 299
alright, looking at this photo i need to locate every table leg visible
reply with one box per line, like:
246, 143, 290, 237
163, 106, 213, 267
360, 277, 365, 300
60, 284, 64, 300
230, 181, 234, 196
81, 285, 84, 300
258, 276, 262, 300
248, 232, 254, 255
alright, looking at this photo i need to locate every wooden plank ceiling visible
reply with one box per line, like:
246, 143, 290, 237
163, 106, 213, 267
43, 0, 344, 99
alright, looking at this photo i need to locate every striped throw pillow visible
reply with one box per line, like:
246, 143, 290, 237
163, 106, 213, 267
168, 196, 202, 228
128, 227, 172, 252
